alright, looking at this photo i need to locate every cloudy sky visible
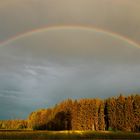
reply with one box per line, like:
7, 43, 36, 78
0, 0, 140, 119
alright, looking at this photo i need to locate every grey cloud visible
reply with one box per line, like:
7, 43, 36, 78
0, 0, 140, 44
0, 1, 140, 119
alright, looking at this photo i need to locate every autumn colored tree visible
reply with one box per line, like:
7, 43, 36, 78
1, 94, 140, 132
133, 95, 140, 131
98, 101, 105, 130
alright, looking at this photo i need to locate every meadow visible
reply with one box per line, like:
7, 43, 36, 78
0, 130, 140, 139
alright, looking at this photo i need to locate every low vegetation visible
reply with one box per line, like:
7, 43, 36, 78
0, 130, 140, 139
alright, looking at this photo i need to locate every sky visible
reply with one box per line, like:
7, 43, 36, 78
0, 0, 140, 119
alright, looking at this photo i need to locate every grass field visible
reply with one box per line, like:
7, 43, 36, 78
0, 130, 140, 139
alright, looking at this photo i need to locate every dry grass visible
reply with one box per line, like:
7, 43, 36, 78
0, 130, 140, 139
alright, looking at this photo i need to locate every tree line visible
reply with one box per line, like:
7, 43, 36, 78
0, 120, 27, 129
0, 94, 140, 132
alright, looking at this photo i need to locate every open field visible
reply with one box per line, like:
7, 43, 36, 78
0, 130, 140, 139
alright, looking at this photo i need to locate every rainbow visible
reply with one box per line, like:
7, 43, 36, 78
0, 25, 140, 48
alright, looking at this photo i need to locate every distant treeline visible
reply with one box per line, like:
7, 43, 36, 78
0, 120, 27, 130
0, 94, 140, 132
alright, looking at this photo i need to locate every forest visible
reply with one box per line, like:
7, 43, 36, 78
0, 94, 140, 132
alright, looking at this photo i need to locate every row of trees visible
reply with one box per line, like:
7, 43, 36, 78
0, 95, 139, 131
28, 94, 140, 132
0, 120, 27, 129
